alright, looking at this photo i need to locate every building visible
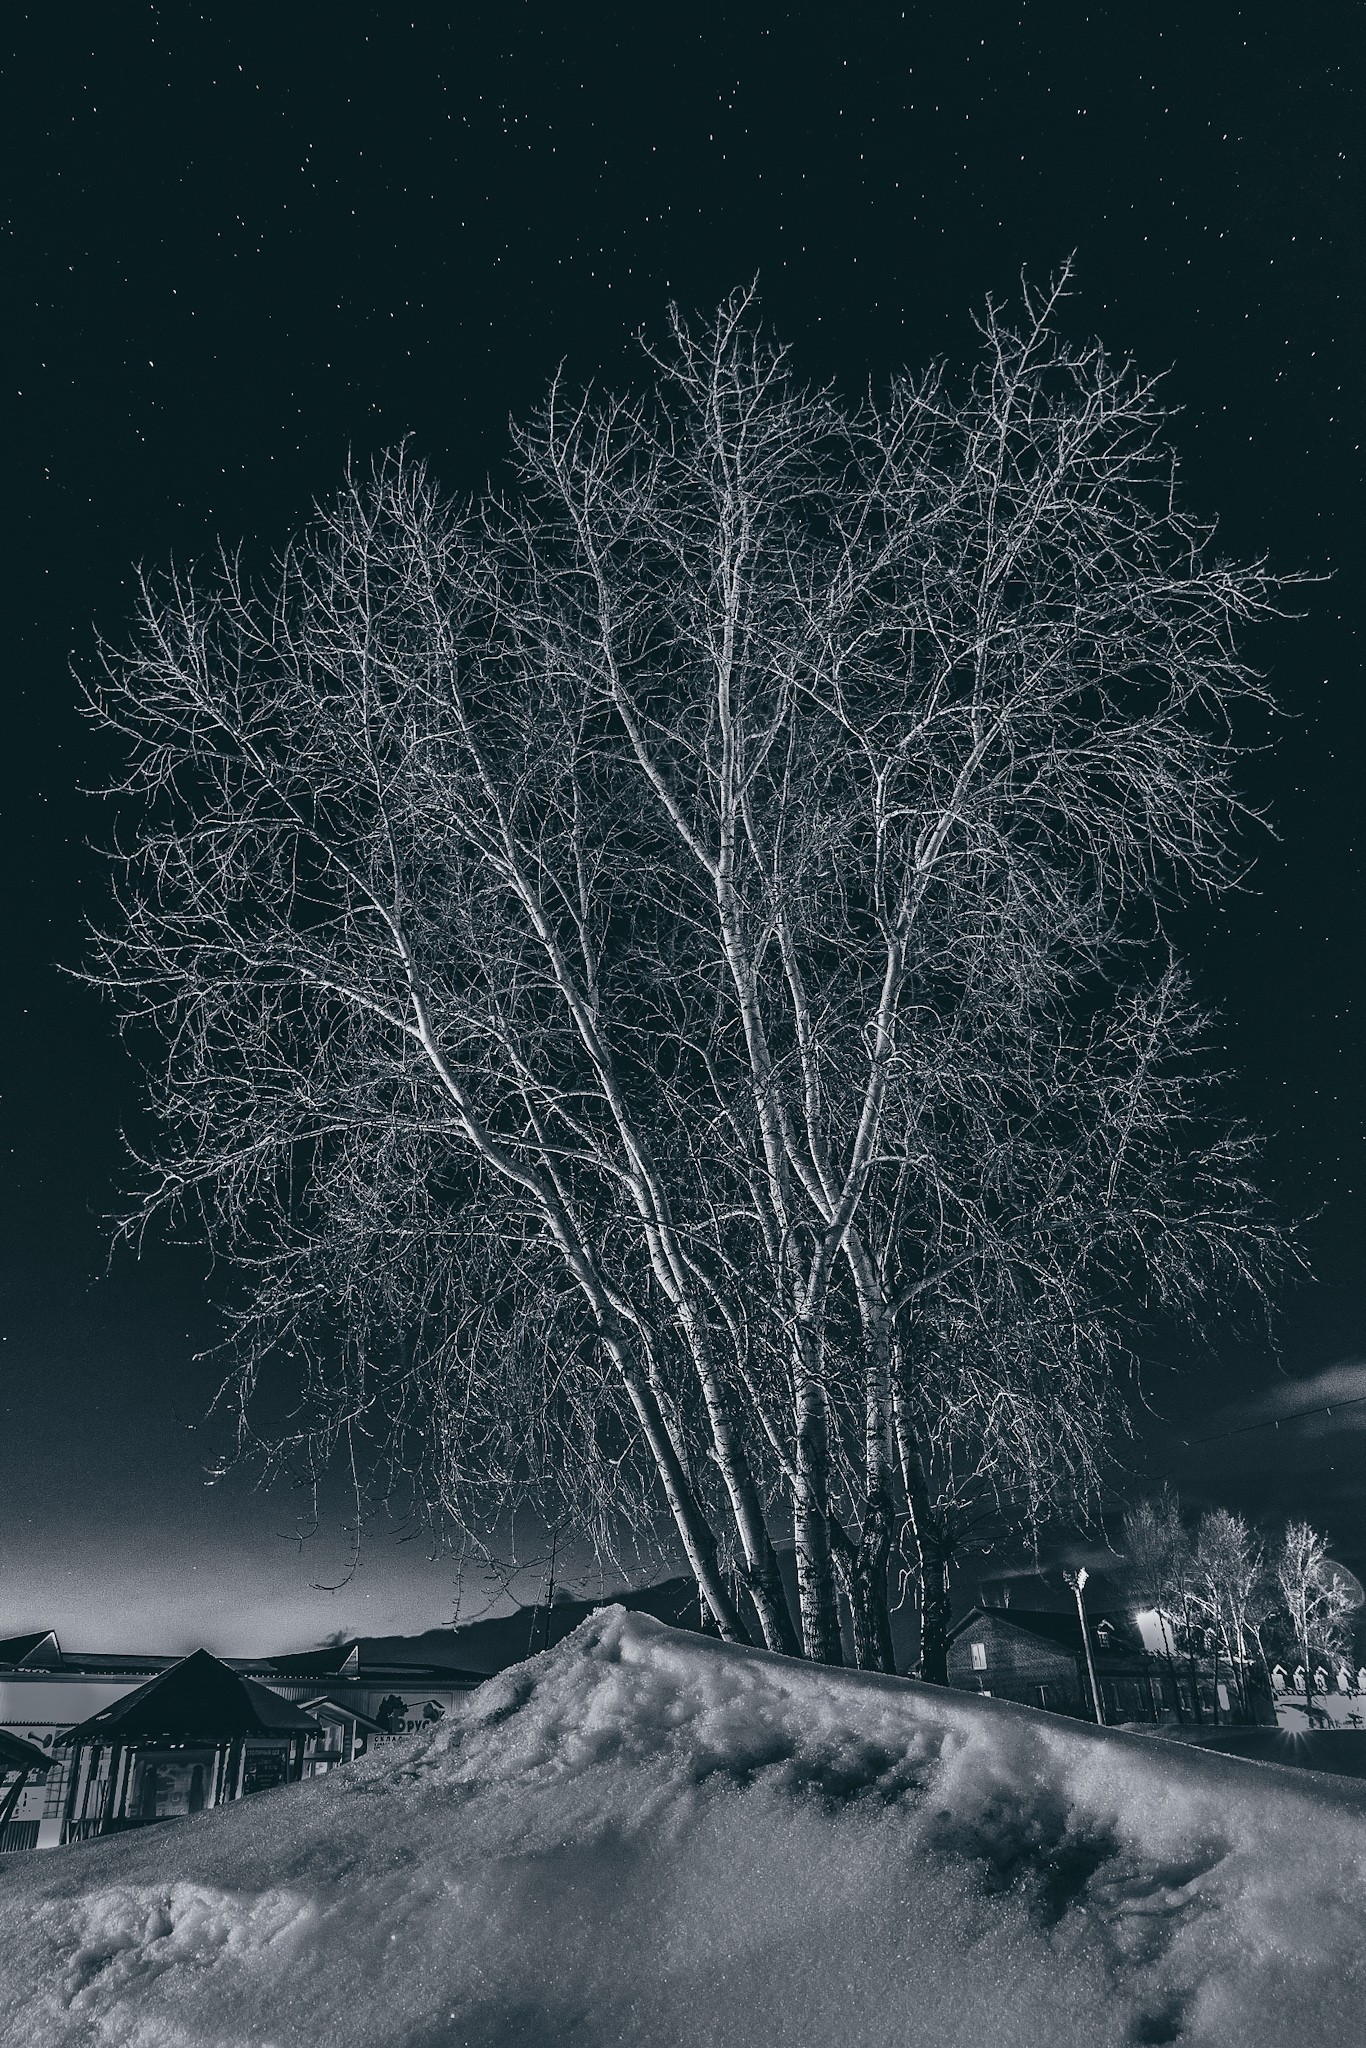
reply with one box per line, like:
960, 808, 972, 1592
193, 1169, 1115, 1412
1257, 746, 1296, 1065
1269, 1661, 1366, 1733
0, 1727, 55, 1853
57, 1651, 322, 1843
1, 1627, 487, 1850
1, 1629, 187, 1849
259, 1639, 485, 1733
947, 1605, 1169, 1722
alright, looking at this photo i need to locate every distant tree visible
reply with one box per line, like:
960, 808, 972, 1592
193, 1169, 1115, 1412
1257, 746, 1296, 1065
1122, 1491, 1192, 1721
1239, 1567, 1286, 1705
1192, 1507, 1270, 1718
86, 276, 1292, 1674
1275, 1519, 1355, 1709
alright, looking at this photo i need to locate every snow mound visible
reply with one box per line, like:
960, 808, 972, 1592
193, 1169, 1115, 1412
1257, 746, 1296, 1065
3, 1607, 1364, 2046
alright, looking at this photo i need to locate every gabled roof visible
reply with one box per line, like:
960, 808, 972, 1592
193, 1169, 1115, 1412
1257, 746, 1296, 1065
263, 1644, 484, 1688
949, 1607, 1144, 1659
0, 1630, 63, 1670
49, 1652, 176, 1678
298, 1695, 387, 1734
266, 1642, 361, 1680
57, 1649, 320, 1746
0, 1726, 55, 1773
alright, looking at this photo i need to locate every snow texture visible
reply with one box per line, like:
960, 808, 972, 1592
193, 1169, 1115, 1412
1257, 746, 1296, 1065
2, 1607, 1363, 2046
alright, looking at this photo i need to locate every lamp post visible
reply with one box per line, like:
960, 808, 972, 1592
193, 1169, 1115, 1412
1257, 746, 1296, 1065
1065, 1567, 1105, 1725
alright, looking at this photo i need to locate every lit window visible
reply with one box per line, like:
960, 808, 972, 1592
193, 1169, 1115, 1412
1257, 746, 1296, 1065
970, 1641, 987, 1671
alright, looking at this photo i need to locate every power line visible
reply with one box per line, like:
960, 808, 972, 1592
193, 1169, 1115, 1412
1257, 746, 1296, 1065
1184, 1391, 1366, 1448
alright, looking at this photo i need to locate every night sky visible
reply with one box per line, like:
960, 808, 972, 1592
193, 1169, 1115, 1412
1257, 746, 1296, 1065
3, 5, 1363, 1654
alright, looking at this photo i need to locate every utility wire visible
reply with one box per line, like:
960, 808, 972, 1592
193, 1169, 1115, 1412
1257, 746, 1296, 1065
1183, 1391, 1366, 1448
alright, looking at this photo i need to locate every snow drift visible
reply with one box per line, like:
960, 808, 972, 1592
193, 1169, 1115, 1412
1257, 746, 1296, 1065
2, 1608, 1364, 2047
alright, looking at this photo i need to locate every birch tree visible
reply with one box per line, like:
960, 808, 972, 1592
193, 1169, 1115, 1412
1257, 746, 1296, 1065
86, 275, 1290, 1670
1192, 1507, 1270, 1715
1122, 1491, 1192, 1720
1276, 1519, 1355, 1706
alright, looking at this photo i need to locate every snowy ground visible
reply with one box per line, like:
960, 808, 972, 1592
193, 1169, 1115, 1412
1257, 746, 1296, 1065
2, 1609, 1363, 2048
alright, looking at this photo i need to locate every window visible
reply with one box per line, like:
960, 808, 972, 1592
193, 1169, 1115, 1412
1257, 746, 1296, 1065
242, 1747, 289, 1797
970, 1641, 987, 1671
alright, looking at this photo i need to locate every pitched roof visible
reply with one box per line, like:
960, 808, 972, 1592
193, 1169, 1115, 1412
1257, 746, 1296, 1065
0, 1726, 55, 1773
949, 1607, 1143, 1658
0, 1630, 62, 1670
46, 1652, 176, 1678
266, 1642, 361, 1680
263, 1644, 484, 1688
57, 1649, 320, 1746
298, 1696, 387, 1734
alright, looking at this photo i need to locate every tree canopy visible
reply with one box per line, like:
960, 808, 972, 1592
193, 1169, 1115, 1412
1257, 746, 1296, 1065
87, 277, 1292, 1671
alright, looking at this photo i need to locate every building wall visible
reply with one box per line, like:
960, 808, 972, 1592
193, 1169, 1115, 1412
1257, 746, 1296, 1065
947, 1616, 1087, 1714
265, 1679, 475, 1729
1273, 1681, 1366, 1734
0, 1675, 148, 1850
946, 1616, 1169, 1722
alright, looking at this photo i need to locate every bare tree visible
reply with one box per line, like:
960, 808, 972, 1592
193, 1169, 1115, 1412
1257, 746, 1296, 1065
1192, 1507, 1270, 1717
1276, 1519, 1355, 1708
1122, 1491, 1193, 1720
85, 276, 1291, 1671
86, 450, 798, 1651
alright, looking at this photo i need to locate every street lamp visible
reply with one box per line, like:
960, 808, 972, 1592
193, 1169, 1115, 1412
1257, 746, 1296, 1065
1065, 1567, 1105, 1726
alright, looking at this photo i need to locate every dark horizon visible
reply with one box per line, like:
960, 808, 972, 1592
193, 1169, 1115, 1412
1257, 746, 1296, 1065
4, 7, 1364, 1654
